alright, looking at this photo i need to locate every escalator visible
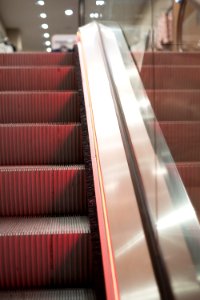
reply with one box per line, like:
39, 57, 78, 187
0, 22, 200, 300
141, 51, 200, 220
0, 51, 104, 299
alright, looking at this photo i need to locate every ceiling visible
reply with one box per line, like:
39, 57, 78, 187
0, 0, 80, 51
0, 0, 171, 51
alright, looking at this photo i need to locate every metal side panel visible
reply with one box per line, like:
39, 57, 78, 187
78, 23, 160, 300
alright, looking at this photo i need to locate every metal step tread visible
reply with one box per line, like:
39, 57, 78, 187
136, 52, 200, 65
159, 121, 200, 162
0, 53, 75, 66
147, 89, 200, 121
0, 165, 87, 217
141, 66, 200, 89
0, 165, 85, 171
0, 66, 76, 69
176, 161, 200, 186
0, 123, 83, 165
0, 91, 80, 123
0, 217, 90, 235
0, 289, 96, 299
0, 122, 82, 127
0, 67, 77, 91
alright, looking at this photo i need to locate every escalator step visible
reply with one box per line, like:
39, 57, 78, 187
0, 67, 77, 91
0, 217, 93, 289
0, 124, 83, 165
0, 92, 80, 123
147, 90, 200, 121
0, 289, 96, 300
0, 166, 87, 216
139, 52, 200, 66
176, 162, 200, 218
159, 121, 200, 162
141, 66, 200, 90
0, 53, 75, 66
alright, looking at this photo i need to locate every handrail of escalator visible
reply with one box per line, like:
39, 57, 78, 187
78, 21, 200, 299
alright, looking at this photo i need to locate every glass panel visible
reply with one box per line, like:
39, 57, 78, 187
101, 21, 200, 298
84, 0, 200, 297
182, 0, 200, 50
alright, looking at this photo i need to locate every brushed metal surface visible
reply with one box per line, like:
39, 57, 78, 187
106, 25, 200, 299
79, 22, 160, 300
79, 22, 200, 299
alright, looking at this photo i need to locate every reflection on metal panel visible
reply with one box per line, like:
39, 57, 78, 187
103, 24, 200, 299
78, 22, 160, 300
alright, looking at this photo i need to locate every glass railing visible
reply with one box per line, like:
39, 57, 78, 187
81, 0, 200, 299
103, 22, 200, 298
81, 1, 200, 298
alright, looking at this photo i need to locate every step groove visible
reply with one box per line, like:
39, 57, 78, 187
0, 53, 75, 66
0, 166, 87, 216
141, 66, 200, 89
147, 90, 200, 121
0, 92, 80, 123
0, 217, 93, 289
0, 67, 77, 91
0, 124, 83, 165
159, 121, 200, 162
0, 289, 96, 299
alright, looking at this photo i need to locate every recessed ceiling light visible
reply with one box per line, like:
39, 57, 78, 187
90, 12, 99, 19
41, 23, 48, 29
96, 0, 105, 5
43, 33, 50, 38
40, 13, 47, 19
46, 47, 51, 52
45, 41, 51, 46
36, 0, 45, 6
65, 9, 73, 16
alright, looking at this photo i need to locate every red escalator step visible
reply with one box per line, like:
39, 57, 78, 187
159, 121, 200, 162
137, 52, 200, 66
0, 53, 75, 66
0, 67, 77, 91
141, 66, 200, 90
176, 162, 200, 219
0, 91, 80, 123
0, 124, 83, 165
0, 289, 96, 299
0, 166, 87, 216
0, 217, 93, 289
147, 90, 200, 121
